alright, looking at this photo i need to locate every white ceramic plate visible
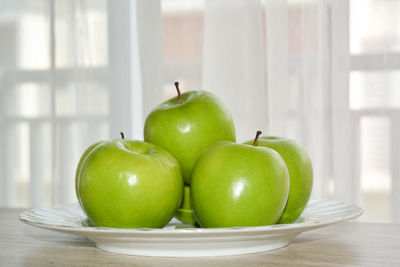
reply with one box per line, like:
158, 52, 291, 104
19, 200, 362, 257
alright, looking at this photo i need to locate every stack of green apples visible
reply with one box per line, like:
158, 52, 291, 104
75, 82, 313, 228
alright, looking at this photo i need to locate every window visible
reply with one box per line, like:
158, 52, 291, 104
1, 0, 399, 224
0, 0, 109, 207
350, 0, 400, 222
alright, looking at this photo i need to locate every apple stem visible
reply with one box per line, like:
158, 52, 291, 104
120, 132, 125, 139
252, 131, 262, 146
174, 82, 181, 104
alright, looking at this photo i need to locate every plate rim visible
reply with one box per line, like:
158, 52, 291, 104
19, 199, 364, 236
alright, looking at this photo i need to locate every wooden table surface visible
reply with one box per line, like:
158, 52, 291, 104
1, 208, 399, 266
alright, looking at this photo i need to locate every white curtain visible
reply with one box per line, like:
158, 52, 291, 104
162, 0, 400, 222
200, 0, 339, 203
1, 0, 399, 223
200, 0, 348, 204
0, 0, 109, 207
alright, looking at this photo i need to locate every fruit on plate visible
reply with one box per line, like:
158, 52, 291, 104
75, 141, 103, 208
191, 131, 290, 228
244, 136, 313, 223
144, 82, 236, 184
76, 133, 184, 228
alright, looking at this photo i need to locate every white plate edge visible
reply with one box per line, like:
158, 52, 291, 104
19, 200, 364, 236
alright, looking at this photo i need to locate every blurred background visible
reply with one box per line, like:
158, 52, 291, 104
0, 0, 399, 223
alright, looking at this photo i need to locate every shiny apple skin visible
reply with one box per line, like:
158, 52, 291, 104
75, 141, 103, 208
77, 140, 184, 228
245, 137, 313, 224
191, 142, 290, 228
144, 90, 236, 184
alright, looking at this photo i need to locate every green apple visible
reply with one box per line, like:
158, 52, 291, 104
75, 140, 103, 208
191, 132, 290, 228
76, 134, 184, 228
175, 185, 197, 225
244, 136, 313, 224
144, 82, 236, 184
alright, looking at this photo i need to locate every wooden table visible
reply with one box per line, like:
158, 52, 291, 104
1, 208, 399, 266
